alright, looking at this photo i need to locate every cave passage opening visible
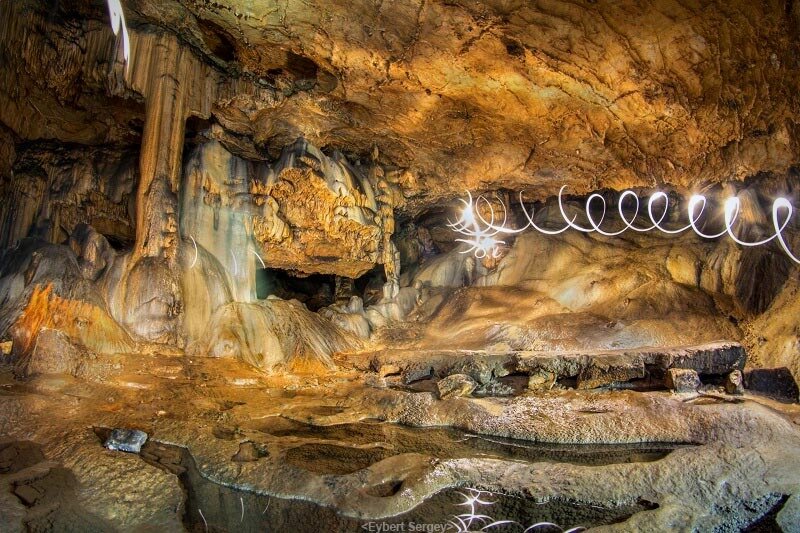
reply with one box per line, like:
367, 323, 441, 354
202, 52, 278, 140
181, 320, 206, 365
255, 268, 335, 311
254, 265, 388, 310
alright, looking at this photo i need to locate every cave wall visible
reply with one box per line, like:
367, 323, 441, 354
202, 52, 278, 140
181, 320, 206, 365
0, 143, 138, 250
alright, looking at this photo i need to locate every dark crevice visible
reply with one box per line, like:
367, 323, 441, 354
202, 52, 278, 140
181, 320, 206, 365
197, 19, 237, 63
743, 494, 789, 532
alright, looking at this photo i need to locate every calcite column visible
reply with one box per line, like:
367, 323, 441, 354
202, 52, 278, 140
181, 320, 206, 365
370, 148, 400, 295
107, 32, 202, 344
134, 35, 190, 262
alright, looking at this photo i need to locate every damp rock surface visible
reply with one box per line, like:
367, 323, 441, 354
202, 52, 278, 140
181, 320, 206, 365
0, 354, 797, 532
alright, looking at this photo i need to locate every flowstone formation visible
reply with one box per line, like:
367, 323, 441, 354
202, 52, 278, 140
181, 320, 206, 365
0, 0, 800, 531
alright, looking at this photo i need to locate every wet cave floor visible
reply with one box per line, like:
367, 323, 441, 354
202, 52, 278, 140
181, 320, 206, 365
0, 353, 799, 532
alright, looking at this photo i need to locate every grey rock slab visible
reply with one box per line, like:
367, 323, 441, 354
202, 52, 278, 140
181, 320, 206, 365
104, 429, 148, 453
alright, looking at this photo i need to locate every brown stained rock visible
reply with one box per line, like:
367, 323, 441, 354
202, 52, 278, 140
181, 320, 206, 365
725, 370, 745, 395
22, 328, 85, 378
375, 363, 402, 378
0, 4, 144, 146
666, 368, 702, 393
9, 284, 134, 363
0, 145, 138, 251
437, 374, 477, 400
0, 442, 45, 474
5, 1, 800, 210
401, 365, 434, 385
188, 300, 360, 372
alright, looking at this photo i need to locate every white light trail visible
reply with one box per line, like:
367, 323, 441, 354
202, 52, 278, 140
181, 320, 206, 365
445, 488, 584, 532
448, 187, 799, 263
447, 192, 507, 259
252, 248, 266, 269
105, 0, 131, 65
230, 249, 239, 276
189, 235, 199, 268
198, 508, 208, 532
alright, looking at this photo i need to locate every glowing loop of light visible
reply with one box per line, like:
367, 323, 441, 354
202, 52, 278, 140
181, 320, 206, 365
447, 489, 585, 533
105, 0, 131, 64
448, 186, 799, 264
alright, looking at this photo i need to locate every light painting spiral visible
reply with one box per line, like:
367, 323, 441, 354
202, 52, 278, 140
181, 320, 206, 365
448, 186, 799, 264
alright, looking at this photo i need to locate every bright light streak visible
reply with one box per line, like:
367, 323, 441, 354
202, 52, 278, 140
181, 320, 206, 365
445, 488, 582, 532
230, 250, 239, 276
252, 249, 266, 269
189, 235, 198, 268
449, 188, 799, 264
105, 0, 130, 66
198, 508, 208, 532
448, 193, 512, 258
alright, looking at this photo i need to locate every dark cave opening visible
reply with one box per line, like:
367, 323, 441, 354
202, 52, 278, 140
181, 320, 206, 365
255, 266, 387, 310
255, 268, 335, 311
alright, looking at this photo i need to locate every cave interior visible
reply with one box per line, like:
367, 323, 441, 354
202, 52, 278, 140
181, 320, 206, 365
1, 0, 800, 531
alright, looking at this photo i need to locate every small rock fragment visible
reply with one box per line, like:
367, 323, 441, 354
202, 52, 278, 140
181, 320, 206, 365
13, 484, 41, 506
104, 428, 148, 453
528, 371, 557, 391
159, 462, 187, 476
437, 373, 477, 400
232, 441, 264, 462
725, 370, 745, 395
665, 368, 701, 393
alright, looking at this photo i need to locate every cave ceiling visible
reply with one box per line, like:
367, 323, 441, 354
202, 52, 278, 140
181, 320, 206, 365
4, 0, 800, 212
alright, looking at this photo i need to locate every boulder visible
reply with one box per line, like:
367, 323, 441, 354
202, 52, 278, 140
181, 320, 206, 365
437, 373, 477, 400
777, 494, 800, 533
19, 328, 85, 377
666, 368, 701, 393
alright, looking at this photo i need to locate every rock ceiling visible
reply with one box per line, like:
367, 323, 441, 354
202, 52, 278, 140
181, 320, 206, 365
3, 0, 800, 210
